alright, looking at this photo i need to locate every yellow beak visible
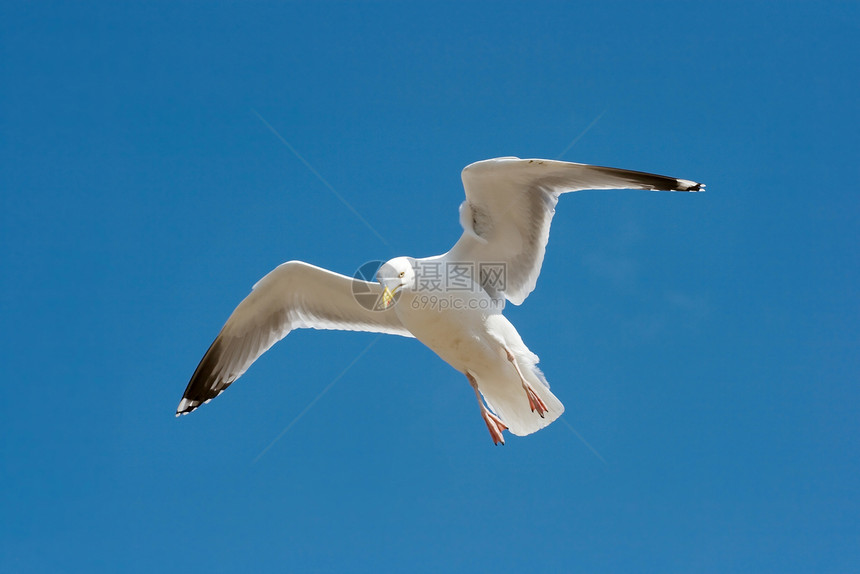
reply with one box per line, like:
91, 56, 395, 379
381, 285, 398, 308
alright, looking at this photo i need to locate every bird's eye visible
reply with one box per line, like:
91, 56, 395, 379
399, 271, 405, 278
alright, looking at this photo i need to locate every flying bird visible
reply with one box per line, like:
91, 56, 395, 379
177, 157, 703, 444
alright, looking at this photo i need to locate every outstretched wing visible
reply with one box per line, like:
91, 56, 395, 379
445, 157, 704, 305
177, 261, 412, 415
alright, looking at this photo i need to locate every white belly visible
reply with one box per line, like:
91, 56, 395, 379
393, 291, 502, 373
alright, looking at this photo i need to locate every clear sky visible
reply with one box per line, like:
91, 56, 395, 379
2, 1, 858, 572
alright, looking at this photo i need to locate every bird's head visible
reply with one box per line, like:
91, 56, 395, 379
376, 257, 416, 308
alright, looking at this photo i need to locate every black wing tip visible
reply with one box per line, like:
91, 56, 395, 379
589, 164, 705, 193
678, 180, 706, 192
175, 388, 227, 417
175, 398, 201, 417
659, 177, 705, 192
176, 336, 231, 417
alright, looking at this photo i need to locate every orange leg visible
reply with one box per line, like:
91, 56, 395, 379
467, 373, 507, 446
505, 348, 548, 418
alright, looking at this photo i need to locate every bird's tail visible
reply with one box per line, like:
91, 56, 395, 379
480, 360, 565, 437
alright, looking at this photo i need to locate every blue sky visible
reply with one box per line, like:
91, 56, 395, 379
2, 1, 858, 572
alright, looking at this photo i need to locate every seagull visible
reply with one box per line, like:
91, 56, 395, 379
176, 157, 704, 444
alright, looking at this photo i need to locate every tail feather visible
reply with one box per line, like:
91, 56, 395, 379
480, 364, 564, 436
478, 314, 565, 435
